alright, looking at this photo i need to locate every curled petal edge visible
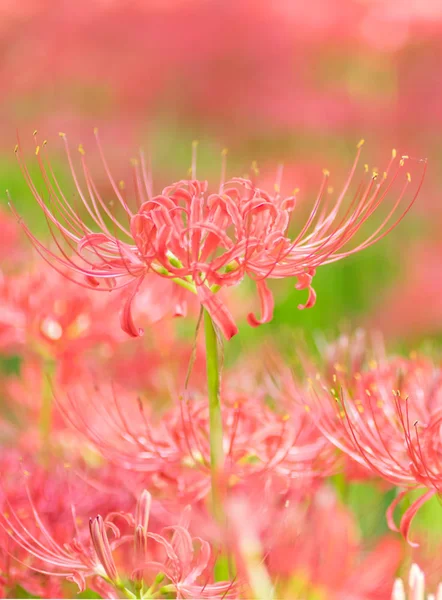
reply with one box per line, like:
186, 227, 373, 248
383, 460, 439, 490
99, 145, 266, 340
247, 280, 274, 327
295, 270, 317, 310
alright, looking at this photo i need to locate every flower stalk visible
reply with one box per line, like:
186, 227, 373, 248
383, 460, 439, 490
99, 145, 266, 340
203, 308, 230, 581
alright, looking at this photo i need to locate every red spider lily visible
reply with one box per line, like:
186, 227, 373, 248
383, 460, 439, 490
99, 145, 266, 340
391, 563, 442, 600
55, 375, 334, 503
1, 480, 236, 599
309, 333, 442, 545
12, 134, 425, 339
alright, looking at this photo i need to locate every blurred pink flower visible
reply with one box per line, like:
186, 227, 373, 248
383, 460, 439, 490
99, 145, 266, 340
0, 263, 125, 366
0, 450, 135, 598
13, 135, 425, 339
229, 485, 402, 599
55, 374, 335, 503
1, 483, 236, 598
310, 333, 442, 545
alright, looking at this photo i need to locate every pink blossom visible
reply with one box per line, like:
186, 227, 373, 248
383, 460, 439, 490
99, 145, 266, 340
1, 481, 236, 599
55, 373, 335, 503
13, 135, 425, 339
310, 332, 442, 545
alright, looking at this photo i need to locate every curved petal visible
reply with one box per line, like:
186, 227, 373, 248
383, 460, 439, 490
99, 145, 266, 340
247, 280, 274, 327
386, 489, 410, 533
120, 279, 145, 337
399, 489, 435, 547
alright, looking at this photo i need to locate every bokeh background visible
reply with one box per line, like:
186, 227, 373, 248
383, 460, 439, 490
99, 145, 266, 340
2, 0, 442, 352
1, 1, 442, 594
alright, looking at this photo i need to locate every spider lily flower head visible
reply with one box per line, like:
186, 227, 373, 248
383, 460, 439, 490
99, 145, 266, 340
309, 333, 442, 545
11, 133, 426, 339
56, 376, 334, 503
392, 563, 442, 600
1, 482, 236, 599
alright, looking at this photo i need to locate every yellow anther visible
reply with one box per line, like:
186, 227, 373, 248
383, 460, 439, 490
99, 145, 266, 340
33, 129, 38, 136
251, 160, 259, 175
357, 405, 364, 413
357, 139, 365, 149
78, 144, 85, 156
119, 180, 125, 190
274, 183, 280, 193
392, 148, 397, 159
330, 388, 337, 396
221, 147, 228, 156
23, 470, 30, 477
304, 405, 311, 413
282, 414, 290, 422
333, 374, 337, 383
399, 159, 405, 167
365, 389, 371, 397
192, 139, 199, 148
43, 140, 47, 146
383, 171, 387, 180
59, 131, 66, 138
334, 363, 345, 372
407, 172, 411, 182
14, 144, 18, 153
292, 187, 300, 195
93, 127, 99, 135
402, 155, 409, 160
322, 168, 330, 177
327, 186, 334, 194
35, 146, 40, 156
130, 158, 139, 167
364, 164, 369, 173
369, 360, 377, 369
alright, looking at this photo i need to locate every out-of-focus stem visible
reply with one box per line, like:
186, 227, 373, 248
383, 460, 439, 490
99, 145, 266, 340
203, 309, 229, 581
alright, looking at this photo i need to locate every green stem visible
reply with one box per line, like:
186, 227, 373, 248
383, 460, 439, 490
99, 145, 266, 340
203, 309, 229, 581
203, 310, 225, 508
